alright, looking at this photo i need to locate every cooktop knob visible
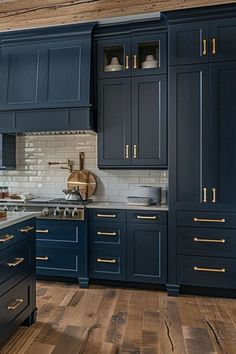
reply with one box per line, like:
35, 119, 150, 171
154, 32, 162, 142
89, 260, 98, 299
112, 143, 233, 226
3, 205, 8, 211
54, 207, 60, 216
72, 208, 78, 217
42, 207, 49, 216
64, 207, 70, 217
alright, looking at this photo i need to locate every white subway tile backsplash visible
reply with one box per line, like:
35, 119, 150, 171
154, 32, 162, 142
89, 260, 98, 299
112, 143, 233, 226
0, 135, 168, 202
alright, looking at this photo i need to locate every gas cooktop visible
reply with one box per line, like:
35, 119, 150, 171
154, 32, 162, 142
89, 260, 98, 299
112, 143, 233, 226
47, 198, 93, 205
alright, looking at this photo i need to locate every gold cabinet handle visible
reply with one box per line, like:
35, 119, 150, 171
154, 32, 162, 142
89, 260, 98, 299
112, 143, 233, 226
7, 257, 24, 267
97, 258, 117, 264
125, 144, 129, 159
212, 188, 216, 203
36, 256, 49, 261
125, 55, 129, 70
202, 188, 207, 203
7, 298, 23, 311
202, 39, 207, 55
96, 214, 117, 218
133, 145, 137, 159
0, 234, 14, 243
133, 54, 137, 69
36, 229, 49, 234
193, 237, 225, 244
194, 266, 225, 273
97, 231, 117, 236
137, 215, 158, 220
20, 226, 34, 234
212, 38, 216, 54
193, 218, 225, 223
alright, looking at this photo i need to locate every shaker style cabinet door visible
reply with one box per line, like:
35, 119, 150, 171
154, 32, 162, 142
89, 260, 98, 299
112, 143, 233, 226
131, 75, 167, 167
169, 22, 209, 65
210, 61, 236, 211
98, 78, 132, 167
169, 64, 210, 210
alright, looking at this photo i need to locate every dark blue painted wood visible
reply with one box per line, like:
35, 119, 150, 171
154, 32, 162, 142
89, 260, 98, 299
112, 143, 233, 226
177, 211, 236, 228
89, 222, 126, 247
89, 209, 126, 223
127, 210, 167, 224
127, 223, 167, 284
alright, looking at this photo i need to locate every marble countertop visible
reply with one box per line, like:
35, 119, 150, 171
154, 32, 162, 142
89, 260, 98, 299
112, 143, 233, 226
87, 202, 168, 211
0, 212, 39, 229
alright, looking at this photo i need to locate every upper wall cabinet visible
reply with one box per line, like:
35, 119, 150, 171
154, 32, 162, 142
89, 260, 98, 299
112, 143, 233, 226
98, 32, 167, 78
169, 17, 236, 65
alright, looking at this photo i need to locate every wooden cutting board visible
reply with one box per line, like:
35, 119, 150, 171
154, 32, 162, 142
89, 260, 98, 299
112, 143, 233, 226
67, 152, 96, 198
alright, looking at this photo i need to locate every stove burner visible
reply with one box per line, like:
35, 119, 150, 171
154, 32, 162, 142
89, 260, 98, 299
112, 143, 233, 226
48, 198, 93, 205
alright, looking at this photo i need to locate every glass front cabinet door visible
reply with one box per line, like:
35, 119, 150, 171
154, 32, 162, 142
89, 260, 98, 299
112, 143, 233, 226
98, 33, 167, 78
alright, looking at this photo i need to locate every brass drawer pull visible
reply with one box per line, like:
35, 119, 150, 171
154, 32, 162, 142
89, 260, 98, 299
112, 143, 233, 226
8, 298, 23, 311
137, 215, 158, 220
36, 256, 49, 261
97, 258, 117, 264
212, 38, 216, 54
202, 39, 207, 55
20, 226, 34, 234
212, 188, 216, 203
193, 218, 225, 223
97, 231, 117, 236
194, 266, 225, 273
125, 144, 129, 159
193, 237, 225, 244
36, 229, 49, 234
202, 188, 207, 203
133, 145, 137, 159
133, 54, 137, 69
0, 234, 14, 243
125, 55, 129, 70
7, 257, 24, 267
96, 214, 117, 218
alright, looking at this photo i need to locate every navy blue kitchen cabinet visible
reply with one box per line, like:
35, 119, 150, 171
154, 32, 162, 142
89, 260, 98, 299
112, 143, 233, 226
98, 74, 167, 169
168, 13, 236, 65
35, 219, 88, 288
0, 218, 36, 347
89, 209, 167, 285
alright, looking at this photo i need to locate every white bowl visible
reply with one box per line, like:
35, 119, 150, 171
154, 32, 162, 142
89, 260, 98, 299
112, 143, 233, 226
142, 60, 158, 69
104, 64, 123, 72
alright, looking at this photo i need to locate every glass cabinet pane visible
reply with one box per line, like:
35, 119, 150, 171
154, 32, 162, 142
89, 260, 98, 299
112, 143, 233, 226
138, 41, 160, 70
104, 45, 124, 72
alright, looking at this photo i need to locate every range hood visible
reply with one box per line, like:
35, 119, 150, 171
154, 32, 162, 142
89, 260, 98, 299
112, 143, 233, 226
0, 22, 97, 135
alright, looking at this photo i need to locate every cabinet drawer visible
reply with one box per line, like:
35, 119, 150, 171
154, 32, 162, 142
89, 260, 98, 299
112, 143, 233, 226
177, 255, 236, 289
0, 225, 17, 251
90, 222, 125, 247
0, 277, 31, 331
0, 238, 32, 295
177, 227, 236, 257
127, 210, 167, 224
90, 249, 126, 281
36, 220, 85, 246
90, 209, 126, 223
36, 245, 84, 277
177, 211, 236, 228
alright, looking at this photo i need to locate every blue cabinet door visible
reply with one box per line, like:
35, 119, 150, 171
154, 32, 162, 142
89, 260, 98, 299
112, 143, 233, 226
169, 64, 210, 210
127, 223, 167, 284
169, 21, 209, 65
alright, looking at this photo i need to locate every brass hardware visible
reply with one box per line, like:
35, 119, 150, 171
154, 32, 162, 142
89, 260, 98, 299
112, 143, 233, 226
212, 38, 216, 54
125, 144, 129, 159
193, 237, 225, 244
20, 226, 34, 234
133, 145, 137, 159
7, 257, 24, 267
7, 299, 23, 311
212, 188, 216, 203
194, 266, 225, 273
193, 218, 225, 223
36, 256, 49, 261
203, 188, 207, 203
137, 215, 158, 220
36, 229, 49, 234
97, 232, 117, 236
0, 234, 14, 243
125, 55, 129, 70
48, 159, 75, 173
97, 258, 117, 264
133, 55, 137, 69
96, 214, 116, 218
202, 39, 207, 55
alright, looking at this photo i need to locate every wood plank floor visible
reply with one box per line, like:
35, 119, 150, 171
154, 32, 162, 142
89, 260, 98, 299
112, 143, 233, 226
1, 281, 236, 354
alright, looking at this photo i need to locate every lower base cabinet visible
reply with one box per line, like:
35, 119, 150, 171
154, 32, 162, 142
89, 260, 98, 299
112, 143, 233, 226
89, 209, 167, 285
